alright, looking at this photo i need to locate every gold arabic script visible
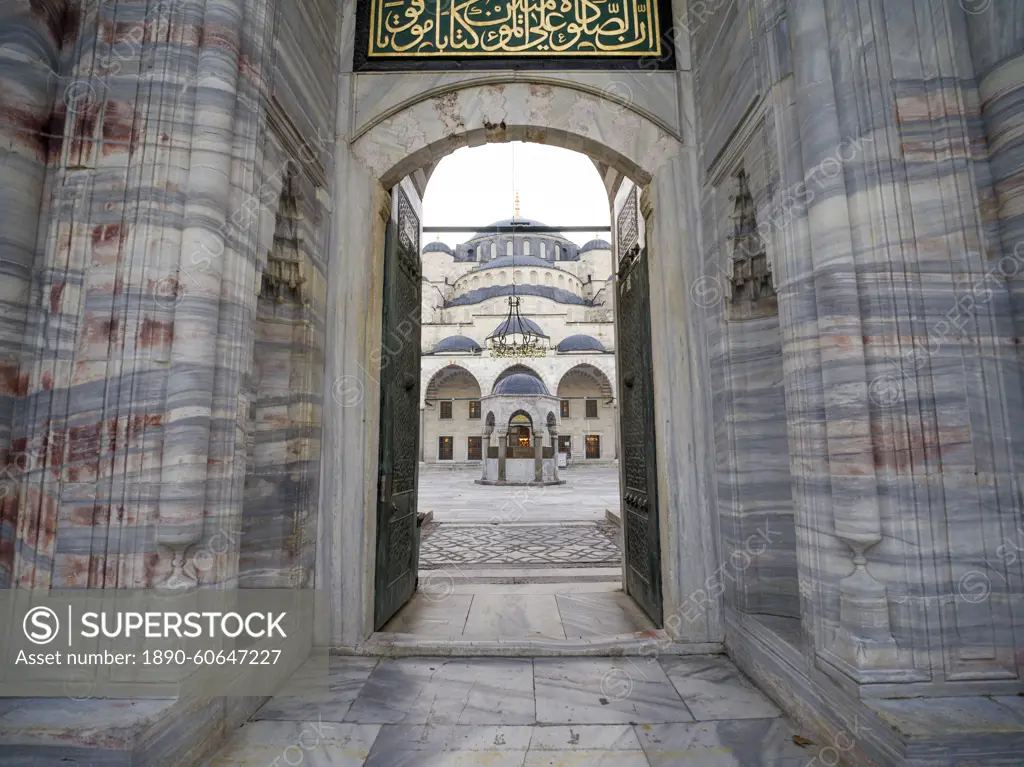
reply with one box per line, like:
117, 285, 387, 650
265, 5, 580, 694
369, 0, 661, 56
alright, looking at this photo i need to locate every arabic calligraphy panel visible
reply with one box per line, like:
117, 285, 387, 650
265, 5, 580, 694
364, 0, 665, 59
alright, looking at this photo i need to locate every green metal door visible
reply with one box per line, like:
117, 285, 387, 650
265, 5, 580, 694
374, 187, 422, 630
615, 187, 663, 626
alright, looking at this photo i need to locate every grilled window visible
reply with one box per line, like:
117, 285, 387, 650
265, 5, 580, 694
467, 436, 483, 461
440, 400, 453, 419
585, 435, 600, 459
560, 399, 570, 418
438, 436, 454, 460
585, 399, 598, 419
558, 436, 572, 457
468, 400, 481, 419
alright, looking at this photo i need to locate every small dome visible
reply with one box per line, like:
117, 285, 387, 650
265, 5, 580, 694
423, 241, 454, 255
489, 316, 548, 339
494, 373, 549, 395
478, 255, 553, 271
556, 334, 605, 353
579, 238, 611, 253
431, 335, 481, 354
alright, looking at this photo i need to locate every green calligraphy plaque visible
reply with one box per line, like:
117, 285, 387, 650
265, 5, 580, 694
366, 0, 664, 58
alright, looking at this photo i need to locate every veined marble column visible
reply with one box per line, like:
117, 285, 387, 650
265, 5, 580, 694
550, 433, 559, 482
497, 433, 507, 482
0, 0, 67, 587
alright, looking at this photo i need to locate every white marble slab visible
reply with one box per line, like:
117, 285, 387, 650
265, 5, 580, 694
364, 724, 532, 767
463, 594, 567, 640
534, 658, 693, 724
555, 591, 656, 639
658, 656, 781, 721
343, 659, 536, 725
634, 719, 810, 766
205, 721, 380, 767
253, 657, 380, 723
381, 593, 474, 638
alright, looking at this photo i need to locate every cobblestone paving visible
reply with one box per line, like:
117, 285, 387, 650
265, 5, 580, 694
420, 521, 621, 569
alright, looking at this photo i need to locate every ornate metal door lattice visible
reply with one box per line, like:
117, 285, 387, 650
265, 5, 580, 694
374, 187, 422, 630
615, 186, 663, 625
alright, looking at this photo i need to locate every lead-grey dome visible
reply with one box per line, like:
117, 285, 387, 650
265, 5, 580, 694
579, 238, 611, 253
431, 335, 481, 354
423, 241, 453, 255
489, 316, 548, 338
493, 373, 549, 395
470, 217, 555, 239
556, 334, 605, 353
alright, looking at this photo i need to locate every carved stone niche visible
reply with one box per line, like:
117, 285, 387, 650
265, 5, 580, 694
725, 169, 777, 322
261, 166, 310, 306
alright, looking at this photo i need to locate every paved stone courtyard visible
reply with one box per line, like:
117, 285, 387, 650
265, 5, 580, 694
418, 465, 620, 523
206, 655, 817, 765
420, 521, 621, 569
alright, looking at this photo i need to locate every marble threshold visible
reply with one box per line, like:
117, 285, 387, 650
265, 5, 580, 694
336, 631, 726, 658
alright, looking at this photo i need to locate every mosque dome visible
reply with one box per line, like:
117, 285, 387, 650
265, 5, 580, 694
493, 373, 549, 396
556, 334, 605, 353
430, 335, 481, 354
489, 316, 548, 338
469, 217, 554, 239
579, 238, 611, 253
423, 241, 453, 255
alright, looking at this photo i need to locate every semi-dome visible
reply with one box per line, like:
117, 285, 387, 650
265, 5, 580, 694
579, 238, 611, 253
556, 334, 605, 353
430, 335, 481, 354
423, 241, 453, 255
493, 373, 549, 396
478, 254, 553, 271
489, 316, 548, 338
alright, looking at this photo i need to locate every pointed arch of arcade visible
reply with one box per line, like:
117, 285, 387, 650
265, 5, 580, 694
424, 364, 482, 401
556, 363, 614, 399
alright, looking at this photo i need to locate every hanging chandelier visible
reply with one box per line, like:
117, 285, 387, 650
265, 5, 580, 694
493, 294, 547, 359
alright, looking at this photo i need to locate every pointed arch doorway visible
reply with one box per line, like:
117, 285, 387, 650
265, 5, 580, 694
321, 79, 716, 646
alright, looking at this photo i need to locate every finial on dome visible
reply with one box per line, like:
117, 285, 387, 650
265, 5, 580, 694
514, 189, 521, 217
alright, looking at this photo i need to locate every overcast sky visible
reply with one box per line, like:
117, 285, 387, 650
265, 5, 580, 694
422, 142, 611, 248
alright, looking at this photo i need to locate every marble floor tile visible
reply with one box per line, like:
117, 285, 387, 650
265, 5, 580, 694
382, 593, 475, 637
554, 591, 655, 638
344, 658, 536, 725
634, 719, 812, 766
205, 721, 380, 767
533, 658, 693, 724
364, 724, 532, 766
657, 656, 782, 720
524, 724, 651, 766
254, 657, 380, 722
463, 594, 567, 639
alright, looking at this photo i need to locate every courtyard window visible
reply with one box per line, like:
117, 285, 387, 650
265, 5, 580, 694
468, 400, 481, 419
467, 436, 483, 461
585, 399, 598, 419
585, 435, 600, 459
438, 436, 454, 461
560, 399, 570, 418
558, 435, 572, 457
440, 400, 453, 419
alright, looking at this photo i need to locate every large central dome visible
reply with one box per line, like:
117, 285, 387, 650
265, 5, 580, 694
469, 217, 559, 240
